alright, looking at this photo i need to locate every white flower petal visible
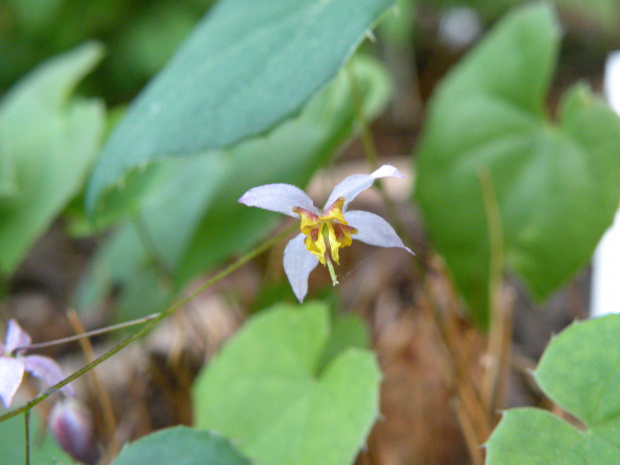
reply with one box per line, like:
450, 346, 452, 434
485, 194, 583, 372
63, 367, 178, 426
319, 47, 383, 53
0, 356, 25, 408
283, 234, 319, 302
324, 164, 405, 211
344, 210, 414, 254
23, 354, 75, 398
238, 183, 319, 217
5, 319, 32, 353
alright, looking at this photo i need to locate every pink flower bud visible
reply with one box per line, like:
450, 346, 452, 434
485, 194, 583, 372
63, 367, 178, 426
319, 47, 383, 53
49, 399, 100, 465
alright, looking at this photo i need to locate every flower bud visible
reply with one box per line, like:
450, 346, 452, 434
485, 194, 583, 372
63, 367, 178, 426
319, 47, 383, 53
49, 399, 100, 465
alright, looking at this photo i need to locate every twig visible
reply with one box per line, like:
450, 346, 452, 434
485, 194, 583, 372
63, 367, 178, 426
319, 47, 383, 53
455, 398, 485, 465
67, 309, 119, 456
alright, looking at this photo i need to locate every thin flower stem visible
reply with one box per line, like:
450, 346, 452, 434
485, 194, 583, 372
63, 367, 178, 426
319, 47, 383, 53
346, 63, 381, 170
14, 314, 160, 353
24, 410, 30, 465
0, 223, 297, 424
345, 62, 410, 248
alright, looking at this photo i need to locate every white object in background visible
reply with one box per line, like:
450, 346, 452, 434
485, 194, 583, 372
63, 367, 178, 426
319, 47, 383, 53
591, 51, 620, 317
438, 7, 482, 51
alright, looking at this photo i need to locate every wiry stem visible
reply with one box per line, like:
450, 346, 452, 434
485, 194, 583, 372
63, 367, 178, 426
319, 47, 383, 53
345, 61, 411, 249
24, 410, 30, 465
14, 315, 159, 353
0, 224, 297, 424
478, 167, 512, 422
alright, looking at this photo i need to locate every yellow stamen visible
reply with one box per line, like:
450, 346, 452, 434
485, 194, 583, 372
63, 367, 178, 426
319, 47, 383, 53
293, 197, 358, 273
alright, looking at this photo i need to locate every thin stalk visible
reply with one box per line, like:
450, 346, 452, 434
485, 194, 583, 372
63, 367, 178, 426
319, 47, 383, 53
24, 411, 30, 465
346, 63, 381, 170
0, 224, 297, 424
14, 315, 159, 353
455, 399, 485, 465
345, 62, 409, 244
478, 166, 511, 421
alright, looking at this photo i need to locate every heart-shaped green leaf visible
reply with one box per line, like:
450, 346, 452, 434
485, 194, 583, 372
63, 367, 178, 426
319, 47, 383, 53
112, 426, 250, 465
86, 0, 395, 211
486, 314, 620, 464
0, 43, 105, 277
414, 4, 620, 327
193, 302, 381, 465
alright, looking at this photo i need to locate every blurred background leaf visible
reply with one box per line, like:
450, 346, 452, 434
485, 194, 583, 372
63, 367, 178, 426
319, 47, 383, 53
414, 4, 620, 327
112, 426, 250, 465
193, 302, 381, 465
0, 0, 215, 103
0, 43, 105, 278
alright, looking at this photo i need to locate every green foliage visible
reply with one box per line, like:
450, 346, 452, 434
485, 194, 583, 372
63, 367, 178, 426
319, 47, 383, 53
415, 3, 620, 327
486, 314, 620, 464
0, 412, 73, 464
112, 426, 250, 465
317, 312, 370, 372
85, 0, 396, 212
0, 43, 105, 277
379, 0, 417, 45
193, 302, 381, 465
75, 54, 391, 320
0, 0, 213, 102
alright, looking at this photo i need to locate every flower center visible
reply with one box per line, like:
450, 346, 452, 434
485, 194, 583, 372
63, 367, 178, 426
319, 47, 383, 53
293, 197, 358, 275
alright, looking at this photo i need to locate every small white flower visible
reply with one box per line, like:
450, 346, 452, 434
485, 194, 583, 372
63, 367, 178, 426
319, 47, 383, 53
0, 319, 74, 408
239, 165, 413, 301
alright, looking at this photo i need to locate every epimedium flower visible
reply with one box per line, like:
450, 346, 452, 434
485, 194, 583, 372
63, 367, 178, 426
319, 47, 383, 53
0, 319, 75, 408
49, 398, 100, 465
239, 165, 413, 301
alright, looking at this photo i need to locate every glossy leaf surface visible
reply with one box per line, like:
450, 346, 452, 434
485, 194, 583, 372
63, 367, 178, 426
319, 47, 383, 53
86, 0, 395, 211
